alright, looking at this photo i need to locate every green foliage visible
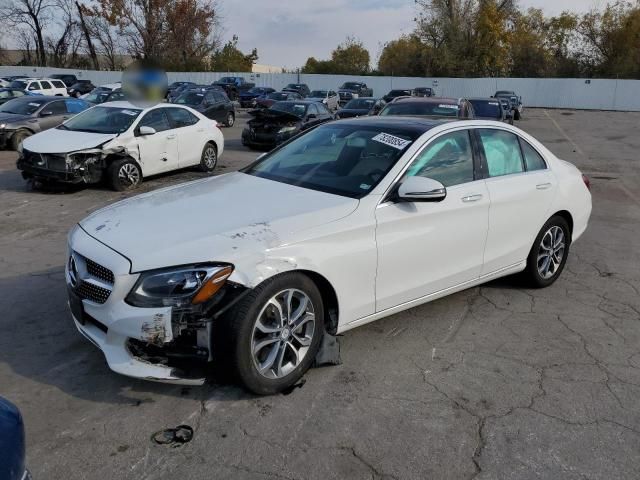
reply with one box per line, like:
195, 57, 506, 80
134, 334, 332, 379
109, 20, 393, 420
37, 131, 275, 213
210, 35, 258, 72
302, 37, 370, 75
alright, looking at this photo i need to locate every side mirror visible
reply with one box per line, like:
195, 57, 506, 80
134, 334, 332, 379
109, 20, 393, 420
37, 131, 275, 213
397, 176, 446, 202
138, 126, 156, 135
40, 110, 53, 117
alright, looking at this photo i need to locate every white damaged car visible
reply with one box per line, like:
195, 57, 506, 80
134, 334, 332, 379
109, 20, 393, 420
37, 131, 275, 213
66, 117, 591, 393
17, 101, 224, 191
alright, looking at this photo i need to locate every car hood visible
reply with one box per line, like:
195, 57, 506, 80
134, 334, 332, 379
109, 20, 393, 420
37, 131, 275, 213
80, 172, 359, 272
0, 112, 30, 124
22, 128, 118, 154
247, 109, 301, 122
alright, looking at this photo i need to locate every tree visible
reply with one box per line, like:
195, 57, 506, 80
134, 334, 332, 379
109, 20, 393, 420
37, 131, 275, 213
378, 35, 433, 76
330, 37, 370, 74
210, 35, 257, 72
0, 0, 55, 65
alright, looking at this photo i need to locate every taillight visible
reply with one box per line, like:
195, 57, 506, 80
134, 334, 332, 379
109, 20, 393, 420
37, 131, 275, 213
582, 174, 591, 191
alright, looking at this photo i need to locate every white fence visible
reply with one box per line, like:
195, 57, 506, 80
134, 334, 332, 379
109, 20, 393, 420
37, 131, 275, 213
2, 65, 639, 111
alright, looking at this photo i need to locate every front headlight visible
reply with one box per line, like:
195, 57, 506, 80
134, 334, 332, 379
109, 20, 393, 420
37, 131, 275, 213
126, 264, 233, 308
278, 126, 297, 134
0, 123, 5, 129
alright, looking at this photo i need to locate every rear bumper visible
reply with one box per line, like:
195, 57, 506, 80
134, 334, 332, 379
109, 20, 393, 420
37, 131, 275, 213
241, 128, 296, 148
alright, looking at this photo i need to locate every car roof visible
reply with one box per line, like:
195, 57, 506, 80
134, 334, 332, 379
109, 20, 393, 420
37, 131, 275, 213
332, 115, 450, 134
392, 96, 461, 104
101, 100, 194, 111
468, 97, 501, 102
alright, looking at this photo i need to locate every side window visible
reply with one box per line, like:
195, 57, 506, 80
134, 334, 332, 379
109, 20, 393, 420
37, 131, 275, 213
138, 109, 171, 132
407, 130, 475, 187
0, 90, 10, 99
28, 82, 41, 91
205, 91, 216, 104
478, 129, 524, 177
44, 101, 68, 115
40, 81, 52, 89
520, 138, 547, 171
213, 91, 227, 103
317, 103, 330, 115
307, 104, 318, 116
165, 107, 199, 128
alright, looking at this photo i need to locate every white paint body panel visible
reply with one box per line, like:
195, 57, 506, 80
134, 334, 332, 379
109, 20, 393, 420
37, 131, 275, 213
67, 119, 591, 382
22, 101, 224, 178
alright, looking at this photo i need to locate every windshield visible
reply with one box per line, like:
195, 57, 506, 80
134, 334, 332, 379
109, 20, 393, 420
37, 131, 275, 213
340, 83, 361, 90
469, 100, 501, 119
389, 90, 411, 96
175, 92, 204, 105
267, 92, 288, 101
344, 98, 375, 109
270, 102, 307, 117
62, 106, 142, 134
0, 99, 46, 115
10, 81, 27, 89
380, 102, 459, 118
244, 123, 419, 198
84, 89, 112, 104
309, 90, 327, 97
218, 77, 235, 83
285, 84, 303, 89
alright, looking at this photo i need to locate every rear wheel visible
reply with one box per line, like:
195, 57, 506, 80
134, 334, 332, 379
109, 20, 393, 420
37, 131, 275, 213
199, 142, 217, 172
514, 110, 521, 120
11, 129, 31, 151
523, 215, 571, 288
222, 273, 324, 394
107, 158, 142, 191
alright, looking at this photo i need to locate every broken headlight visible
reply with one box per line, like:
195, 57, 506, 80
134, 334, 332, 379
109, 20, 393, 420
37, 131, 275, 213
126, 264, 233, 308
278, 126, 297, 134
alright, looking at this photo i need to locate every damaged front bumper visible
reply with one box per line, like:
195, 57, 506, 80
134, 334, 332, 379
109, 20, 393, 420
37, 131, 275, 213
17, 148, 110, 184
67, 225, 245, 385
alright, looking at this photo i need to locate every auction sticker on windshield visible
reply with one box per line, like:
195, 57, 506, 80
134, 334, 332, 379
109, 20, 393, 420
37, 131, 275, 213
372, 132, 411, 150
121, 109, 139, 116
438, 104, 459, 109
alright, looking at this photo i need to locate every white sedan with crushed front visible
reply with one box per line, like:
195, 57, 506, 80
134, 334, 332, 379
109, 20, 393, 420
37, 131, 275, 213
18, 101, 223, 191
66, 117, 591, 394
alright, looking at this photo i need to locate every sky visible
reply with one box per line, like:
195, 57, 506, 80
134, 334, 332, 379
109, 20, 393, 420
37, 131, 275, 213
223, 0, 601, 69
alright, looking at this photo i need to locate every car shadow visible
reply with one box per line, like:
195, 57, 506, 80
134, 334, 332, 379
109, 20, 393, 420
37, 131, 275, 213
0, 266, 254, 405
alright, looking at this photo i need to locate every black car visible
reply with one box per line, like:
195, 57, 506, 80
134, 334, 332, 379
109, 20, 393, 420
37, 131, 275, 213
383, 89, 413, 103
166, 81, 196, 101
50, 73, 78, 87
493, 90, 523, 120
255, 91, 303, 109
336, 97, 385, 118
282, 83, 311, 98
379, 97, 475, 120
242, 100, 333, 149
413, 87, 435, 97
0, 88, 29, 105
67, 80, 95, 97
468, 97, 512, 124
239, 87, 276, 108
0, 397, 30, 480
174, 87, 236, 127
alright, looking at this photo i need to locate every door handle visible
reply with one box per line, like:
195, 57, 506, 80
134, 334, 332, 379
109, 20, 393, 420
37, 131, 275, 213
166, 134, 177, 139
536, 182, 552, 190
461, 194, 483, 203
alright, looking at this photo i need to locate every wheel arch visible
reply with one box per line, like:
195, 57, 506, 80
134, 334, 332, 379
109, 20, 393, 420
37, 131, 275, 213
551, 210, 574, 238
297, 269, 339, 335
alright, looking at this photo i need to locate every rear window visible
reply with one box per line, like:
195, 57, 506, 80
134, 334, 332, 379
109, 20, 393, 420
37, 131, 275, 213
380, 102, 459, 117
175, 92, 204, 105
270, 102, 307, 117
469, 100, 502, 119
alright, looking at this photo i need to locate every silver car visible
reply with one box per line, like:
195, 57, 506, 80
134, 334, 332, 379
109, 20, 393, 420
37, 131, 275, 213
307, 89, 339, 111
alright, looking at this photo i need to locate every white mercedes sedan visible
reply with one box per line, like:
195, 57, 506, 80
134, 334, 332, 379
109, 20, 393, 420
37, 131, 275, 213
66, 117, 591, 394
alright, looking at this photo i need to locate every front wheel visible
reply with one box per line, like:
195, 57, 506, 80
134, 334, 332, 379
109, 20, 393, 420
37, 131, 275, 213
523, 216, 571, 288
107, 158, 142, 191
199, 142, 217, 172
223, 273, 325, 394
225, 111, 235, 127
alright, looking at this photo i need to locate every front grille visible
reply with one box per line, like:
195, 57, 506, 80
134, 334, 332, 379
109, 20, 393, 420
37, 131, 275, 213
23, 149, 67, 171
76, 281, 111, 304
68, 252, 115, 304
85, 257, 115, 284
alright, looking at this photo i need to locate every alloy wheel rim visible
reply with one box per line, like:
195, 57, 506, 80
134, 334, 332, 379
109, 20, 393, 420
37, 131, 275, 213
227, 113, 234, 126
537, 225, 565, 279
204, 147, 216, 168
118, 163, 140, 187
251, 289, 316, 379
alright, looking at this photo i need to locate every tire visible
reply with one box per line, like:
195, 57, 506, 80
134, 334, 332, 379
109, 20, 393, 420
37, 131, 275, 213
222, 272, 325, 395
523, 215, 571, 288
11, 129, 31, 151
199, 142, 217, 172
224, 111, 235, 128
514, 110, 521, 121
107, 158, 142, 191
